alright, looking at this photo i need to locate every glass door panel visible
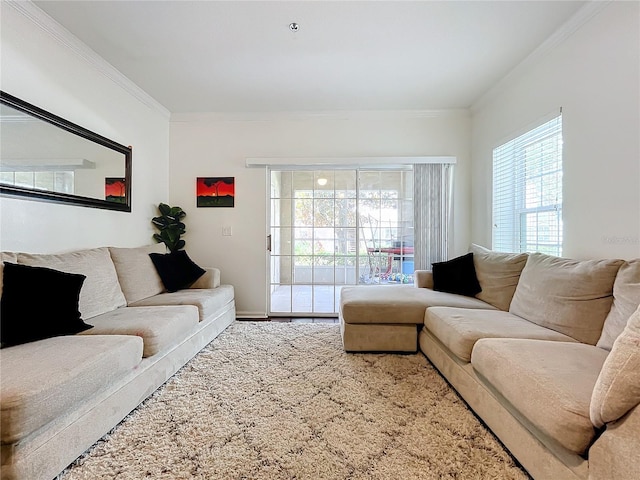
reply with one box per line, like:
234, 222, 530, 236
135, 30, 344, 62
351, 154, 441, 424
269, 168, 413, 316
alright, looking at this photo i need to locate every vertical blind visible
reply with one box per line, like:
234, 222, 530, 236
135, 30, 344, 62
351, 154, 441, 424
413, 163, 453, 269
493, 114, 563, 255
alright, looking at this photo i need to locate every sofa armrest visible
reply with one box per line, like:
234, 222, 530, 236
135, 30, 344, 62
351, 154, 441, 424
589, 404, 640, 480
189, 267, 221, 289
414, 270, 434, 289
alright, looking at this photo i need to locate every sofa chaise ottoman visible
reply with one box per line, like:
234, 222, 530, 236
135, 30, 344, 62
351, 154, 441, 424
339, 283, 495, 352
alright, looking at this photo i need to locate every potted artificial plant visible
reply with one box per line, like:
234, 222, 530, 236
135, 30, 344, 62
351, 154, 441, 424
152, 203, 186, 253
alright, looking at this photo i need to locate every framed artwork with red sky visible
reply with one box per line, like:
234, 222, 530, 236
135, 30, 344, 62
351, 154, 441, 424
197, 177, 235, 207
105, 178, 126, 204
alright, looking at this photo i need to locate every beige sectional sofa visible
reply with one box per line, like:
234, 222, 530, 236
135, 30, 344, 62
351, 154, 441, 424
0, 244, 235, 480
339, 245, 640, 480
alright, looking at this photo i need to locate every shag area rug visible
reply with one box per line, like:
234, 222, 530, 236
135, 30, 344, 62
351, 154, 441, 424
60, 322, 529, 480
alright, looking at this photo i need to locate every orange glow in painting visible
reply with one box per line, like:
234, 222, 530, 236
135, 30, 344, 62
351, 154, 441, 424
197, 177, 234, 197
105, 178, 126, 198
197, 177, 235, 207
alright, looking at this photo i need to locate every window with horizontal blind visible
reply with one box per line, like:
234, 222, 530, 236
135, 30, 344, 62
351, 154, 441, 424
0, 170, 74, 194
493, 114, 563, 256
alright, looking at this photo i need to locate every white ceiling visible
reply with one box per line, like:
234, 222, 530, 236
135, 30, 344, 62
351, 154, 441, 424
33, 1, 587, 114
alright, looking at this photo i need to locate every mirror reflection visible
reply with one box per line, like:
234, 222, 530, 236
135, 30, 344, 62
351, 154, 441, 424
0, 92, 132, 211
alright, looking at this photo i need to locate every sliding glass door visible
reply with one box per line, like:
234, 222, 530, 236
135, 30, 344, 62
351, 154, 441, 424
268, 168, 413, 316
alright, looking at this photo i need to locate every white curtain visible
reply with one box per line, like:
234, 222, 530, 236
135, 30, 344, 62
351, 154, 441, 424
413, 163, 453, 270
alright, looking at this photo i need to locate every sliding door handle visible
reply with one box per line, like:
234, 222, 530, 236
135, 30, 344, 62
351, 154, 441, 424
267, 234, 272, 252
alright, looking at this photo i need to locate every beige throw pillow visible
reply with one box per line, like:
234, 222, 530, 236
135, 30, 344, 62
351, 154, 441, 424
596, 259, 640, 351
109, 244, 166, 304
509, 253, 623, 345
470, 244, 528, 311
590, 305, 640, 428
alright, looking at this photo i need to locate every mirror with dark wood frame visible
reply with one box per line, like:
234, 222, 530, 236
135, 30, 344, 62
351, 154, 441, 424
0, 91, 132, 212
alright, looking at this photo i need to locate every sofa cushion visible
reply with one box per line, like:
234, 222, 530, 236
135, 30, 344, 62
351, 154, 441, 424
129, 285, 235, 322
471, 338, 607, 455
0, 335, 143, 444
591, 305, 640, 428
17, 247, 126, 319
149, 250, 206, 292
80, 305, 199, 357
470, 244, 528, 311
0, 252, 18, 298
425, 307, 577, 362
340, 285, 495, 325
509, 253, 624, 345
109, 244, 166, 304
431, 252, 482, 297
1, 263, 92, 348
597, 259, 640, 350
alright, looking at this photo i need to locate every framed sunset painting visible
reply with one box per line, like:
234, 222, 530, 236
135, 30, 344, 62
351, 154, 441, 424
197, 177, 235, 207
105, 178, 126, 204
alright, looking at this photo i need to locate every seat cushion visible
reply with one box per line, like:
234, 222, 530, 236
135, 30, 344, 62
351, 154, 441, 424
509, 253, 624, 344
425, 307, 577, 362
108, 244, 166, 304
16, 247, 126, 319
340, 285, 495, 325
470, 244, 528, 311
471, 338, 608, 455
0, 335, 143, 444
80, 305, 199, 357
129, 285, 235, 322
597, 259, 640, 350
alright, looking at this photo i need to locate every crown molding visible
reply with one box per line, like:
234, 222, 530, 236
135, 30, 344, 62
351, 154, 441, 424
170, 109, 470, 123
471, 0, 611, 113
6, 0, 170, 119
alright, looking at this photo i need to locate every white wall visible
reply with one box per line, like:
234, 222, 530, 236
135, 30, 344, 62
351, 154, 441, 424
0, 3, 170, 253
471, 2, 640, 260
170, 112, 470, 316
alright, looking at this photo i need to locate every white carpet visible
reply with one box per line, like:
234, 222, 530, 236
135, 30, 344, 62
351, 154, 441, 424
60, 322, 529, 479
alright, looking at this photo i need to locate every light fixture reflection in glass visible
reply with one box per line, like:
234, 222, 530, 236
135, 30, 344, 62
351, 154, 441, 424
317, 178, 328, 186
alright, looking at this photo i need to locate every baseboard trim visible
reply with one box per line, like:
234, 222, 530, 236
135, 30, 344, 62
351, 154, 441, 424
235, 312, 268, 319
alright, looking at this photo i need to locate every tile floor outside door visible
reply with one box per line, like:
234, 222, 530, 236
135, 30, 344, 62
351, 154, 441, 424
270, 285, 345, 316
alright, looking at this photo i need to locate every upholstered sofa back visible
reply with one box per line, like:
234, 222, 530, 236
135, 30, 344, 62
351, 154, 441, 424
1, 244, 221, 320
108, 244, 166, 304
509, 253, 624, 345
470, 244, 528, 311
14, 248, 127, 320
420, 247, 639, 348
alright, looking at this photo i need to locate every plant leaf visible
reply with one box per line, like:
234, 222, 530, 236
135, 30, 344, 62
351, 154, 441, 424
158, 203, 171, 215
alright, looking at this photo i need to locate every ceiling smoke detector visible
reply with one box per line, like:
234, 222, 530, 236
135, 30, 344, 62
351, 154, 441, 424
289, 22, 299, 32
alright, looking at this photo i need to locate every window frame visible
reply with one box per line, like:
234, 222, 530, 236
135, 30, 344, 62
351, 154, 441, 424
492, 113, 563, 256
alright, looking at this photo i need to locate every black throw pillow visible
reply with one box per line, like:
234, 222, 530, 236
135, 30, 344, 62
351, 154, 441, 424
149, 250, 206, 293
432, 252, 482, 297
0, 262, 92, 348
